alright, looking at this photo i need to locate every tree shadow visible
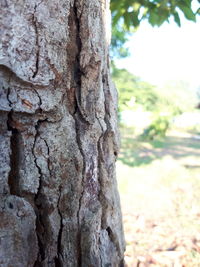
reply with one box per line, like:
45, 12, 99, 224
118, 135, 200, 167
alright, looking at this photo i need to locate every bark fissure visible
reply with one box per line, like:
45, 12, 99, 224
0, 65, 49, 87
6, 88, 21, 196
32, 119, 47, 264
55, 185, 63, 267
6, 87, 12, 108
41, 138, 51, 176
32, 120, 43, 197
72, 2, 91, 124
32, 3, 40, 79
68, 2, 86, 264
33, 228, 46, 266
7, 112, 21, 196
74, 117, 85, 266
33, 88, 43, 113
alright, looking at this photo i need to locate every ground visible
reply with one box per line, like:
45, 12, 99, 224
117, 130, 200, 266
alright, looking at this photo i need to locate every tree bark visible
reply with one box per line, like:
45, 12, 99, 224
0, 0, 125, 266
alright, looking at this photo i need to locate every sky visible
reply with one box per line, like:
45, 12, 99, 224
115, 17, 200, 90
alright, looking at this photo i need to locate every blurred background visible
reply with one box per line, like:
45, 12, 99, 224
110, 1, 200, 265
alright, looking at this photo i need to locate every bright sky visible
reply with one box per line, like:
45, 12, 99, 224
115, 17, 200, 89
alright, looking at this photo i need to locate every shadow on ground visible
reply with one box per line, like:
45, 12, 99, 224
118, 135, 200, 167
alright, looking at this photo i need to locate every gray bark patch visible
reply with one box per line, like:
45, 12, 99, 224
0, 0, 125, 266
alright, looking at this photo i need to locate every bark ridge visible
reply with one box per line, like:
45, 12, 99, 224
0, 0, 125, 266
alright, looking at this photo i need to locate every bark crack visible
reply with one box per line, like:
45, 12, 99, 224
6, 88, 21, 196
74, 116, 85, 266
32, 120, 43, 197
32, 3, 40, 79
71, 2, 91, 124
6, 87, 12, 108
32, 119, 47, 264
0, 64, 49, 87
67, 2, 86, 264
41, 138, 51, 177
33, 88, 42, 107
7, 112, 21, 196
54, 186, 63, 266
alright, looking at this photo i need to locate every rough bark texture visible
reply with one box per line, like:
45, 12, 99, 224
0, 0, 125, 266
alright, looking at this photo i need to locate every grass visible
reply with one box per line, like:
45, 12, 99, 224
118, 129, 200, 167
117, 127, 200, 266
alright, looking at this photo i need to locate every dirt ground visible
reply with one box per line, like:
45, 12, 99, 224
117, 132, 200, 266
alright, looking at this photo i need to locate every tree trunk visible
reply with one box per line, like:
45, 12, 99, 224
0, 0, 125, 266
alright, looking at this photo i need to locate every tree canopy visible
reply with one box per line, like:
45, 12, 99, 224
110, 0, 199, 58
111, 0, 198, 29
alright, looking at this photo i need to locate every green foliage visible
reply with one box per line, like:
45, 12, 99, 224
112, 65, 198, 139
112, 64, 159, 112
141, 115, 171, 140
110, 0, 198, 29
155, 81, 198, 114
111, 22, 130, 58
110, 0, 199, 58
111, 65, 187, 115
112, 65, 189, 114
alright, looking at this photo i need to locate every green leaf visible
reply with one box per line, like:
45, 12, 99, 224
177, 3, 196, 21
124, 11, 132, 29
196, 7, 200, 15
110, 0, 198, 59
112, 9, 125, 26
173, 11, 181, 26
148, 8, 169, 26
148, 11, 160, 26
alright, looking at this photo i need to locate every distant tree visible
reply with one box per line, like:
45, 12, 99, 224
112, 65, 160, 112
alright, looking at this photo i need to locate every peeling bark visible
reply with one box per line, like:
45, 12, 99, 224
0, 0, 125, 266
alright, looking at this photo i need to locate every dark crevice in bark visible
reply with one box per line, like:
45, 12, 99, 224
33, 230, 45, 267
106, 223, 121, 254
55, 185, 63, 267
102, 73, 111, 121
74, 116, 85, 266
73, 2, 82, 90
41, 138, 51, 176
32, 120, 43, 198
32, 119, 47, 264
6, 87, 12, 108
68, 2, 86, 265
106, 226, 112, 238
54, 257, 62, 267
33, 88, 43, 114
7, 112, 21, 196
6, 87, 22, 196
66, 5, 80, 116
32, 4, 40, 79
71, 2, 90, 124
119, 259, 125, 267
